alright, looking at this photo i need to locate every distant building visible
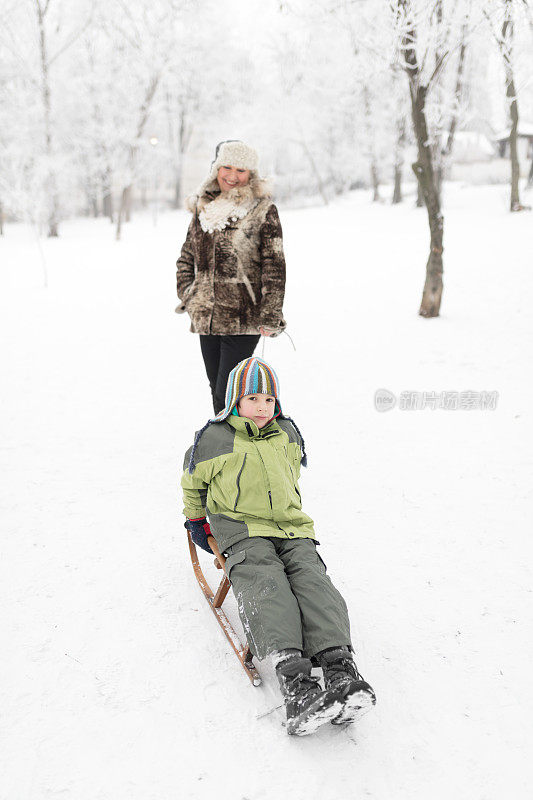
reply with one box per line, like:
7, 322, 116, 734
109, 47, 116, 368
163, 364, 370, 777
493, 122, 533, 162
448, 131, 496, 163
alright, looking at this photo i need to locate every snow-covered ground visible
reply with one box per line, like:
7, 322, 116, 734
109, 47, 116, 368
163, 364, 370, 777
1, 183, 532, 800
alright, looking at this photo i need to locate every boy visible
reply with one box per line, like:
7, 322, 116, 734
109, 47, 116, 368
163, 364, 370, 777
181, 357, 376, 735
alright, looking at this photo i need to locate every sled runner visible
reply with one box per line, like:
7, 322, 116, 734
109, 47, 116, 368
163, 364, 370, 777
187, 531, 262, 687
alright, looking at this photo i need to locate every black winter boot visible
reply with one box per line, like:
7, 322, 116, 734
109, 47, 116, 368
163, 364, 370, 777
317, 647, 376, 725
274, 650, 344, 736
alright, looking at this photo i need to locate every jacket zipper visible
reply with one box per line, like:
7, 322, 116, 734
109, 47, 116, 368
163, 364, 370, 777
256, 443, 285, 532
209, 233, 216, 332
233, 454, 247, 511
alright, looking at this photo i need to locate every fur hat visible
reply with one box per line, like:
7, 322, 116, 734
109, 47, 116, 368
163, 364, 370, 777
187, 140, 270, 213
208, 140, 259, 180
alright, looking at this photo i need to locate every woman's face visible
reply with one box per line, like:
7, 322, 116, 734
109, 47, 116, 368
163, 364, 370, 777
217, 165, 250, 192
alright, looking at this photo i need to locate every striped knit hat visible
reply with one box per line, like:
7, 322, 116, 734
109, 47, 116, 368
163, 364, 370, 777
213, 357, 281, 422
187, 357, 307, 473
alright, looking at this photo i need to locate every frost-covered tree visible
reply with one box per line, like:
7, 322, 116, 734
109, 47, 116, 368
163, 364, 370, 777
163, 63, 199, 210
160, 4, 256, 209
391, 0, 475, 317
71, 22, 122, 222
431, 10, 470, 204
0, 0, 92, 236
271, 0, 416, 204
483, 0, 532, 211
95, 0, 181, 239
259, 1, 402, 203
0, 0, 529, 236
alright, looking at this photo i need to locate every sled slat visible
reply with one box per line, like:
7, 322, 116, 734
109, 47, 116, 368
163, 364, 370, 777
213, 576, 231, 608
187, 531, 261, 686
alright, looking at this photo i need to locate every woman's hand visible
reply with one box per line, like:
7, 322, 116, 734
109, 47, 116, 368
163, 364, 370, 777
259, 326, 276, 337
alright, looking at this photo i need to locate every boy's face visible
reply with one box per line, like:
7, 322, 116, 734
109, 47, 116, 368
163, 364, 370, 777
237, 393, 276, 428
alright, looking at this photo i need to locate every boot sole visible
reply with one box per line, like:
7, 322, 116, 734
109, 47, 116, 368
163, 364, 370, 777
332, 687, 376, 726
287, 691, 344, 736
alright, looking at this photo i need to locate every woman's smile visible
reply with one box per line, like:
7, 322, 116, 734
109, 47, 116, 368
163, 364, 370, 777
217, 165, 250, 192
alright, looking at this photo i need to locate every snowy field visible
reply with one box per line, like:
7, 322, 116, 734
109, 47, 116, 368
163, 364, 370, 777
1, 183, 532, 800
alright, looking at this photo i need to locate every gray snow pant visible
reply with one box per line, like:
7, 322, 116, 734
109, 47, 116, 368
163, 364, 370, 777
223, 537, 352, 661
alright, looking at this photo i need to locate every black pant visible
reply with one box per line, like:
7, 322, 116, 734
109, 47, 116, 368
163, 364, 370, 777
200, 334, 260, 415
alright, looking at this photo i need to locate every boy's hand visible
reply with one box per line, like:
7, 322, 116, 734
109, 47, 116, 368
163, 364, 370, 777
185, 517, 213, 554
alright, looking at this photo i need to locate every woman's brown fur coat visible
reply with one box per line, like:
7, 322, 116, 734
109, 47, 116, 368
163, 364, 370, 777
175, 176, 286, 336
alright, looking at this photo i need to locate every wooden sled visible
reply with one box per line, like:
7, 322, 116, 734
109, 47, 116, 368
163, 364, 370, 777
187, 531, 262, 687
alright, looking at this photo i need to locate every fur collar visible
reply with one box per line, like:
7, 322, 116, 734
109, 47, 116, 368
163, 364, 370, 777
186, 175, 272, 233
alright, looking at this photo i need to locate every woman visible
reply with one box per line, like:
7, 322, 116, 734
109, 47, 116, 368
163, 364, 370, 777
175, 140, 287, 414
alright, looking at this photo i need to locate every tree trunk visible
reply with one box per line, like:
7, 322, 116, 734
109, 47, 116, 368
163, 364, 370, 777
400, 7, 444, 317
103, 187, 113, 222
435, 161, 443, 205
416, 181, 424, 207
501, 1, 521, 211
140, 181, 148, 208
392, 165, 402, 204
299, 135, 328, 205
177, 128, 193, 206
173, 163, 183, 209
36, 1, 60, 237
361, 84, 381, 203
172, 109, 188, 210
117, 73, 161, 232
115, 186, 131, 241
124, 185, 132, 222
392, 116, 406, 204
371, 161, 381, 201
413, 161, 443, 318
432, 0, 445, 209
410, 87, 443, 317
527, 154, 533, 189
435, 37, 467, 206
507, 77, 520, 211
443, 39, 467, 163
47, 202, 59, 237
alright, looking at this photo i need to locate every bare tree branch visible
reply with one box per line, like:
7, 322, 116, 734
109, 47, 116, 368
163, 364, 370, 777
48, 15, 93, 67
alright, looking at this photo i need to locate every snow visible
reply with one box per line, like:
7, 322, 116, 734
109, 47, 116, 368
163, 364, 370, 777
1, 183, 532, 800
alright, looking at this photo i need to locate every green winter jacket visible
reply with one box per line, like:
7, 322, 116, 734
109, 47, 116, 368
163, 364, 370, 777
181, 415, 315, 552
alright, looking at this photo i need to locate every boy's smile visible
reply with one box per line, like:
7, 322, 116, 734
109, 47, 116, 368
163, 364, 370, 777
237, 393, 276, 428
